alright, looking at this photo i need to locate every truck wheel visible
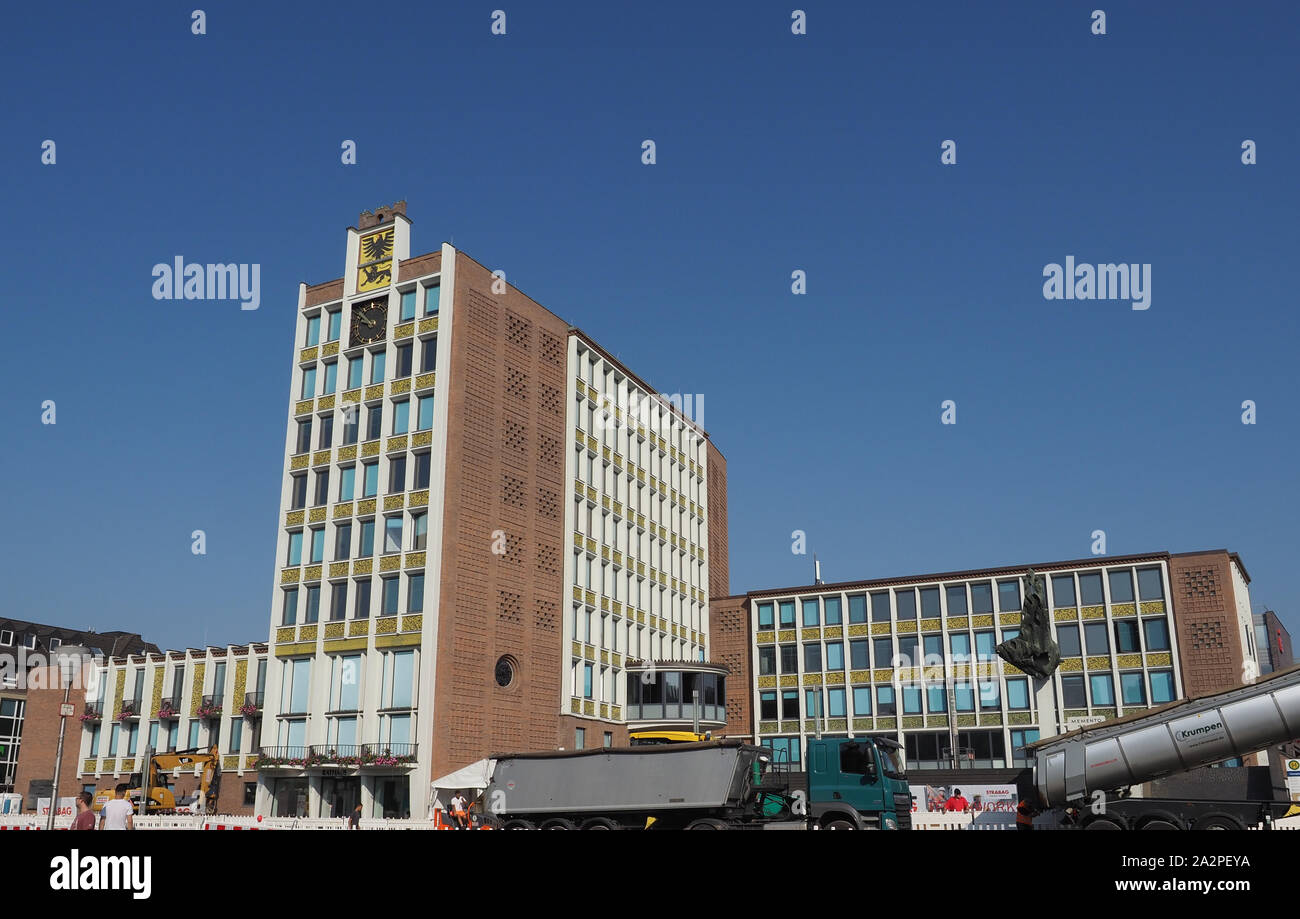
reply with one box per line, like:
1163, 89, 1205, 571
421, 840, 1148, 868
685, 818, 729, 830
1194, 816, 1240, 831
1139, 819, 1179, 830
540, 818, 577, 831
502, 819, 535, 831
581, 818, 620, 831
1084, 819, 1122, 830
823, 819, 857, 830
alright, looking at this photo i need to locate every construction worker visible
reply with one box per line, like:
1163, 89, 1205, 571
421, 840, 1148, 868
450, 790, 468, 830
1016, 799, 1035, 831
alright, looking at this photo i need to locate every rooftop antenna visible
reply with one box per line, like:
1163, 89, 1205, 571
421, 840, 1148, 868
814, 555, 824, 586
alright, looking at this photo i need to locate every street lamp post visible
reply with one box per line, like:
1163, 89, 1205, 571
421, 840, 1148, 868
46, 646, 89, 831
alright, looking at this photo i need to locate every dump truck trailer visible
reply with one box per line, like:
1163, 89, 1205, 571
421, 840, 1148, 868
1022, 663, 1300, 830
485, 737, 912, 829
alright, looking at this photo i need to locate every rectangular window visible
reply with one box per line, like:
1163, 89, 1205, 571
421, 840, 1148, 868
873, 637, 893, 666
370, 351, 386, 385
897, 635, 918, 667
781, 690, 799, 720
301, 367, 317, 399
759, 647, 776, 676
778, 601, 795, 628
304, 585, 321, 623
1090, 674, 1115, 706
826, 641, 844, 671
335, 522, 352, 560
583, 663, 594, 699
384, 517, 403, 554
342, 407, 359, 445
392, 400, 410, 435
803, 642, 821, 673
323, 363, 338, 395
309, 527, 325, 563
318, 413, 334, 448
282, 588, 298, 625
970, 582, 994, 614
575, 728, 585, 750
954, 686, 974, 712
327, 310, 341, 342
400, 289, 416, 322
414, 453, 431, 489
978, 682, 999, 710
1057, 624, 1081, 657
382, 577, 400, 615
919, 587, 940, 617
950, 633, 971, 659
802, 598, 819, 627
354, 579, 372, 618
388, 455, 407, 493
895, 589, 916, 620
287, 531, 303, 566
366, 404, 383, 440
824, 596, 842, 625
1051, 574, 1076, 607
305, 316, 321, 346
1109, 570, 1134, 603
314, 470, 330, 506
339, 466, 356, 501
997, 580, 1021, 612
395, 342, 412, 378
330, 581, 348, 621
779, 644, 797, 673
759, 691, 777, 720
923, 633, 943, 661
805, 688, 823, 718
945, 585, 967, 616
362, 462, 378, 497
348, 357, 364, 390
295, 420, 312, 454
1121, 672, 1146, 705
411, 512, 428, 551
849, 639, 869, 669
1079, 572, 1104, 606
1149, 670, 1175, 703
424, 284, 440, 315
408, 573, 425, 613
1137, 568, 1164, 600
1060, 675, 1087, 708
927, 686, 946, 713
757, 602, 774, 629
974, 631, 996, 659
848, 595, 867, 624
1006, 678, 1029, 709
902, 687, 923, 715
1084, 622, 1110, 655
876, 686, 896, 716
1143, 618, 1170, 651
187, 722, 200, 749
390, 651, 414, 708
853, 687, 871, 715
870, 592, 891, 622
1114, 620, 1141, 653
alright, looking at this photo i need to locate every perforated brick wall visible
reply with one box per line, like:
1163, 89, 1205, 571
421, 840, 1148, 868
1169, 551, 1248, 696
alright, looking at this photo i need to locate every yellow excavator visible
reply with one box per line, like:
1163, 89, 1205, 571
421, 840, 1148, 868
93, 746, 221, 815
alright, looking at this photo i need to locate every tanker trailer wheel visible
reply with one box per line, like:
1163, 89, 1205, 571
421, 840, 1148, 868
1194, 815, 1241, 831
823, 819, 857, 830
1084, 818, 1122, 830
580, 817, 620, 830
685, 818, 729, 830
540, 818, 578, 830
1139, 819, 1179, 830
502, 818, 536, 831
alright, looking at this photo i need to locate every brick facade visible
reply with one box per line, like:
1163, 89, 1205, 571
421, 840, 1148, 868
706, 443, 729, 599
708, 595, 752, 739
1168, 550, 1250, 697
12, 669, 88, 810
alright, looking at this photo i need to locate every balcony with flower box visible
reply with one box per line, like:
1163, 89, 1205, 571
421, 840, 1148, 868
197, 695, 224, 720
240, 692, 264, 718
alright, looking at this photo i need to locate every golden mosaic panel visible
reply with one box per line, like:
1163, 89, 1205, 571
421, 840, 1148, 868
585, 590, 596, 605
233, 659, 247, 705
1063, 709, 1088, 720
393, 322, 415, 341
873, 668, 894, 681
779, 675, 797, 688
1117, 654, 1143, 669
276, 627, 296, 643
945, 617, 969, 630
290, 454, 309, 471
151, 665, 163, 718
1004, 663, 1024, 675
322, 341, 339, 357
802, 673, 822, 686
853, 718, 873, 731
801, 628, 819, 641
338, 445, 357, 461
404, 552, 425, 569
280, 568, 300, 585
1053, 608, 1077, 621
955, 714, 976, 727
383, 495, 404, 511
308, 507, 326, 524
584, 644, 596, 659
352, 558, 373, 575
877, 717, 897, 729
190, 663, 205, 717
847, 624, 870, 637
1059, 657, 1083, 672
303, 565, 322, 581
896, 621, 917, 634
600, 703, 608, 719
120, 758, 135, 772
825, 672, 845, 685
318, 395, 335, 410
902, 716, 924, 729
376, 617, 397, 635
285, 510, 305, 527
896, 667, 917, 681
274, 642, 315, 657
1009, 711, 1033, 725
298, 625, 317, 642
850, 670, 871, 683
311, 450, 331, 467
356, 498, 377, 515
379, 554, 401, 572
1146, 652, 1172, 667
927, 715, 949, 728
996, 613, 1018, 626
363, 385, 383, 401
971, 615, 994, 628
584, 701, 596, 716
83, 759, 97, 774
386, 436, 408, 453
981, 714, 1003, 726
411, 431, 432, 447
349, 620, 368, 637
294, 400, 314, 416
329, 503, 351, 521
777, 629, 796, 642
1085, 655, 1110, 670
418, 317, 438, 334
919, 618, 941, 631
865, 623, 888, 636
757, 675, 777, 689
759, 722, 777, 735
780, 721, 800, 733
1081, 605, 1105, 619
402, 615, 422, 633
223, 755, 240, 771
1112, 603, 1136, 617
1140, 601, 1166, 615
413, 372, 438, 392
342, 388, 361, 403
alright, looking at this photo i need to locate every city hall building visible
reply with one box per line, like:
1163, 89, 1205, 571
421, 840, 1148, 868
711, 549, 1263, 780
257, 203, 728, 818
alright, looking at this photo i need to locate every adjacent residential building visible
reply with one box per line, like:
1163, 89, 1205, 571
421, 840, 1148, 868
712, 549, 1265, 775
258, 203, 727, 818
1253, 610, 1293, 676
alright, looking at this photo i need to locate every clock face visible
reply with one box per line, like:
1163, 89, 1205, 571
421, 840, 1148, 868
350, 297, 387, 347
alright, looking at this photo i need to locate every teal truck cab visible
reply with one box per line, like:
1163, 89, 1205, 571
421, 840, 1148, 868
804, 736, 913, 830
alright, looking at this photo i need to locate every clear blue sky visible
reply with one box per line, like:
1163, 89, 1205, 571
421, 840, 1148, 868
4, 1, 1298, 653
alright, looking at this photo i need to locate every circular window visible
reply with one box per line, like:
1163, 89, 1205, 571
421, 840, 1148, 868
495, 656, 517, 688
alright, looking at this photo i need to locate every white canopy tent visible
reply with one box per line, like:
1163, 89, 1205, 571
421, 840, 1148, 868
428, 758, 496, 817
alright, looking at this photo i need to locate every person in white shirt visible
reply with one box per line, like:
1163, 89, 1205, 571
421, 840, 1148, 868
450, 792, 467, 829
99, 784, 135, 830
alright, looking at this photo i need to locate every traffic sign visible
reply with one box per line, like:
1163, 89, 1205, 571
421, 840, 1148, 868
59, 703, 75, 717
1286, 758, 1300, 777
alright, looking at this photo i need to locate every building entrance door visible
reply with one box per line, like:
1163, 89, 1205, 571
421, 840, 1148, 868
320, 776, 360, 819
